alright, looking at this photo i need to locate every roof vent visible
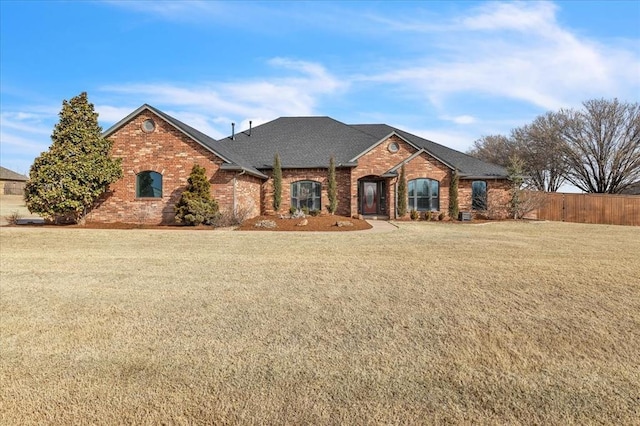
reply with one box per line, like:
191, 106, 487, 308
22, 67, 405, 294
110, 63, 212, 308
249, 120, 252, 136
231, 122, 235, 140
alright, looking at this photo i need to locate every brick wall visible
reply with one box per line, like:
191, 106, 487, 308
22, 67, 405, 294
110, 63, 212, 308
87, 110, 510, 223
87, 111, 239, 224
350, 135, 452, 218
458, 178, 511, 219
261, 168, 351, 216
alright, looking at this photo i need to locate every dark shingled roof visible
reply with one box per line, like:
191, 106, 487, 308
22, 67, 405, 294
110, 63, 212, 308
218, 117, 378, 169
104, 105, 508, 180
0, 166, 28, 181
352, 124, 508, 178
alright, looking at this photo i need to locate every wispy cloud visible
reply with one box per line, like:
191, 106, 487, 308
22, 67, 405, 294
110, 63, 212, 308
361, 1, 640, 112
99, 58, 344, 136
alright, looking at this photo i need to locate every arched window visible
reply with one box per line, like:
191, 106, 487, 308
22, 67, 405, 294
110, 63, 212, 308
291, 180, 321, 211
136, 171, 162, 198
472, 180, 487, 210
408, 178, 439, 211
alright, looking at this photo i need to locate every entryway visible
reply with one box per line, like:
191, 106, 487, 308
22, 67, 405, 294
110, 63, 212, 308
359, 178, 387, 216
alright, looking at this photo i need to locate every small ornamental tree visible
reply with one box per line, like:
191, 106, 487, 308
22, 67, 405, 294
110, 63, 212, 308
273, 153, 282, 212
508, 156, 525, 219
449, 169, 459, 220
397, 164, 408, 217
175, 164, 219, 226
24, 92, 122, 224
327, 156, 338, 214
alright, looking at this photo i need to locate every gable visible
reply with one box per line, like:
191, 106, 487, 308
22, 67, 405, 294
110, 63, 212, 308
103, 105, 267, 179
353, 124, 507, 178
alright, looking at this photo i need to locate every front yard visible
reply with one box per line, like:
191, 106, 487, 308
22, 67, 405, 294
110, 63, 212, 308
1, 221, 638, 424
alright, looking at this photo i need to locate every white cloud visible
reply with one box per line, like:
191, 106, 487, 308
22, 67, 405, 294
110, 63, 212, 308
361, 1, 640, 113
440, 115, 477, 125
102, 0, 228, 22
99, 58, 344, 136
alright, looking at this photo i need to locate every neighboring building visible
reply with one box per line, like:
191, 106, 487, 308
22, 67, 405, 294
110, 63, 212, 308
0, 166, 28, 195
87, 104, 510, 224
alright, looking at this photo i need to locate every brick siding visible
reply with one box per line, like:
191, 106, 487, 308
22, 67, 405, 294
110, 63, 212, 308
88, 111, 510, 223
87, 111, 254, 224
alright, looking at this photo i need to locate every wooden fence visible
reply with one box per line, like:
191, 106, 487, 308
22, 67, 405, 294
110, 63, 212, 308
535, 192, 640, 226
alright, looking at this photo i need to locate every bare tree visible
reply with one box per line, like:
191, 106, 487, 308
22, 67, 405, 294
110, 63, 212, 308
511, 112, 566, 192
560, 99, 640, 193
468, 134, 514, 167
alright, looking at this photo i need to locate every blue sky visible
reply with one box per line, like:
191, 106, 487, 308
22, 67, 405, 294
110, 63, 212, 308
1, 0, 639, 176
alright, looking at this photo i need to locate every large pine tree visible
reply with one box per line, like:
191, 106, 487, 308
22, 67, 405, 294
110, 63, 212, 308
24, 92, 122, 223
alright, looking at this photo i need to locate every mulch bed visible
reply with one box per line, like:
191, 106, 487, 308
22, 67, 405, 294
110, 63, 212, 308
237, 215, 372, 232
6, 215, 372, 232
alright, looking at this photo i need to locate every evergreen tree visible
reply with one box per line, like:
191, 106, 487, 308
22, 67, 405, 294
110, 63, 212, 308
24, 92, 122, 223
507, 156, 525, 219
327, 156, 338, 214
449, 169, 459, 220
273, 153, 282, 212
397, 164, 407, 217
175, 164, 219, 225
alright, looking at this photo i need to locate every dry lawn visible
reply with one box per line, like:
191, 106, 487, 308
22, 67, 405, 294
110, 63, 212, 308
1, 221, 639, 424
0, 195, 42, 226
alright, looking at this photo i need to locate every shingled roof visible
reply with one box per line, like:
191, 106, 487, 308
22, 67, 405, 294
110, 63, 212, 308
0, 166, 28, 181
219, 117, 377, 169
104, 105, 507, 179
220, 118, 507, 178
352, 124, 508, 178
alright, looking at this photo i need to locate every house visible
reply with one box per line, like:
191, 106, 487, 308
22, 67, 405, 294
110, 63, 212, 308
0, 166, 28, 195
87, 104, 510, 224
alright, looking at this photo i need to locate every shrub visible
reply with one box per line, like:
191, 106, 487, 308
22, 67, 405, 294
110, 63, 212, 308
291, 209, 305, 219
4, 211, 20, 226
175, 165, 219, 226
438, 212, 445, 221
327, 156, 338, 214
424, 211, 432, 221
309, 209, 320, 217
397, 164, 408, 217
410, 209, 419, 221
213, 205, 253, 227
289, 206, 297, 215
449, 170, 459, 220
273, 154, 282, 212
302, 206, 310, 215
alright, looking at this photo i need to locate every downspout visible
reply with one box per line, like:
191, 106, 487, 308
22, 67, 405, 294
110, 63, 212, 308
233, 170, 246, 216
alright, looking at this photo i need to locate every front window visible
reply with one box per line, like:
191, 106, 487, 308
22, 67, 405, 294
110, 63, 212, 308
472, 180, 487, 210
291, 180, 321, 211
136, 171, 162, 198
408, 179, 439, 211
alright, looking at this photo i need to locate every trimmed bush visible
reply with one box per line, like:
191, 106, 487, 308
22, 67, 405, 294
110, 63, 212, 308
273, 154, 282, 212
397, 164, 407, 217
175, 165, 219, 226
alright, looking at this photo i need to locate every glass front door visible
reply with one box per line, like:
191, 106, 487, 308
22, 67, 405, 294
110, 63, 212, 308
360, 180, 386, 215
362, 181, 377, 214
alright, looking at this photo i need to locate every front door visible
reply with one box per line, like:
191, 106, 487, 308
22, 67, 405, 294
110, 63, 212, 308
362, 181, 378, 215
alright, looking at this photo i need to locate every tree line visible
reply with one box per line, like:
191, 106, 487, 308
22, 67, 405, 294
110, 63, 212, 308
468, 98, 640, 194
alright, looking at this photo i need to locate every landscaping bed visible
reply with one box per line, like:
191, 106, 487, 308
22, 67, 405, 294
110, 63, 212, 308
237, 214, 372, 231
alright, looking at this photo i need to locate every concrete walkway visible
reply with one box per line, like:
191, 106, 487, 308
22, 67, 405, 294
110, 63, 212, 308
364, 220, 398, 233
